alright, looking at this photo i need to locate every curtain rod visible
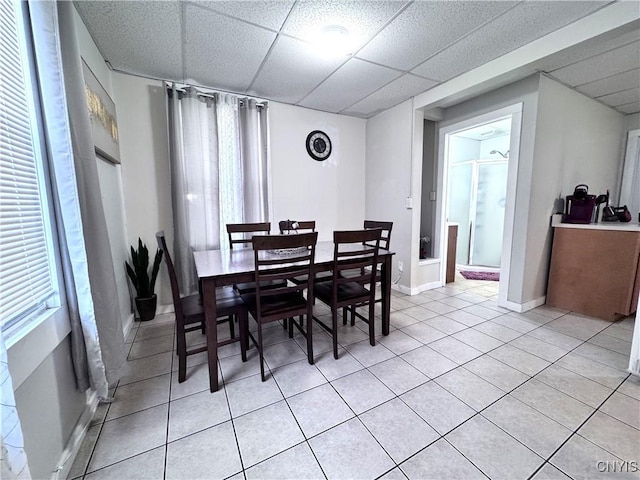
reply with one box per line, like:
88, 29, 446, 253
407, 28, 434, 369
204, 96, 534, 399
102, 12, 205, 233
165, 81, 267, 107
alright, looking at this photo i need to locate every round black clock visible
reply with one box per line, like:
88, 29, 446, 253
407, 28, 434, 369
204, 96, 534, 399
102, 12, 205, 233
306, 130, 332, 161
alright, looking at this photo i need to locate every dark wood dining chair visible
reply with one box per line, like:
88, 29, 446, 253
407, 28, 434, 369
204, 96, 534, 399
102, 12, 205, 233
241, 232, 318, 381
278, 220, 316, 234
313, 228, 382, 359
156, 232, 248, 383
226, 222, 287, 295
227, 222, 271, 249
346, 220, 393, 324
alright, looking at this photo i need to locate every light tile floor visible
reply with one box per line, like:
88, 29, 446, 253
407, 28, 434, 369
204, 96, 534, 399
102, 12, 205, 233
70, 276, 640, 480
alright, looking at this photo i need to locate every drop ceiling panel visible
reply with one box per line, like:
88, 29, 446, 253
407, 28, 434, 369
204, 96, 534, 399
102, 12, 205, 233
537, 24, 640, 72
282, 1, 406, 53
343, 74, 439, 118
191, 0, 294, 31
597, 88, 640, 108
298, 59, 401, 113
577, 69, 640, 98
357, 1, 516, 71
618, 102, 640, 114
550, 41, 640, 87
412, 1, 609, 82
74, 1, 183, 81
247, 36, 347, 104
184, 4, 277, 92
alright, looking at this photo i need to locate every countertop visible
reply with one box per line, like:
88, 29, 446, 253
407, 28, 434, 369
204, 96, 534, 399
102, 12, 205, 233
551, 213, 640, 232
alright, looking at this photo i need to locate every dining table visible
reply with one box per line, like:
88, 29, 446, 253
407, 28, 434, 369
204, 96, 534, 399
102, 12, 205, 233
193, 240, 395, 392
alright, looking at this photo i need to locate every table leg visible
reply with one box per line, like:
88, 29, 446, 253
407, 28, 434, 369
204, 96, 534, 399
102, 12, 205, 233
381, 255, 391, 335
202, 279, 219, 392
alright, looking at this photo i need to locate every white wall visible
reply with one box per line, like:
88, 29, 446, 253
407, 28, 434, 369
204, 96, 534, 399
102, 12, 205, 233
269, 103, 366, 240
440, 75, 540, 303
366, 100, 414, 289
525, 75, 625, 300
111, 73, 174, 307
439, 74, 626, 305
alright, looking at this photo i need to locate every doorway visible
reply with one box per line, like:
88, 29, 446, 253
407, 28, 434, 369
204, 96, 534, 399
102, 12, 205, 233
447, 117, 511, 269
437, 104, 522, 306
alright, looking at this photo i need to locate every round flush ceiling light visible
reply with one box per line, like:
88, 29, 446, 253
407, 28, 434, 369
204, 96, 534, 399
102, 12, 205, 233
313, 25, 352, 57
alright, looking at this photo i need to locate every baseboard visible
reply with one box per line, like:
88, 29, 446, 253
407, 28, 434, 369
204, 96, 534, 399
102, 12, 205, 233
52, 389, 99, 480
499, 296, 546, 313
156, 304, 175, 315
122, 313, 135, 339
392, 281, 442, 296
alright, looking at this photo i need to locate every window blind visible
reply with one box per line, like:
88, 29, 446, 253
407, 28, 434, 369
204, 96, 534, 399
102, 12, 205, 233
0, 1, 54, 329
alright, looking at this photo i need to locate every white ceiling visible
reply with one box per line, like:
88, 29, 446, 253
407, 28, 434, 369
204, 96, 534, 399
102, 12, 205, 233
74, 0, 640, 119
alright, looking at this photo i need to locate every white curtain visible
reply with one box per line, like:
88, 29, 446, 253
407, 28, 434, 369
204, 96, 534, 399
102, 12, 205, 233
29, 2, 125, 395
167, 87, 269, 294
619, 129, 640, 218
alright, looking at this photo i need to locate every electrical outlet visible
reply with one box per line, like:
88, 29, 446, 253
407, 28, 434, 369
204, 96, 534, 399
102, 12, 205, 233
398, 261, 404, 272
430, 191, 436, 201
405, 197, 413, 209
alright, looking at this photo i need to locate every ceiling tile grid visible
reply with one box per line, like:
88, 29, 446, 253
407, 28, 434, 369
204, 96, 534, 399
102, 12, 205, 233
596, 87, 640, 108
298, 58, 401, 113
342, 73, 439, 117
191, 0, 294, 31
247, 35, 347, 103
549, 41, 640, 87
75, 1, 183, 81
281, 0, 407, 53
411, 0, 608, 82
74, 0, 639, 117
576, 68, 640, 98
184, 3, 277, 92
356, 1, 516, 71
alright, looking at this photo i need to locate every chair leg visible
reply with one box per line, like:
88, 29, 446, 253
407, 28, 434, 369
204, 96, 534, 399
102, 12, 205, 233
177, 326, 187, 383
282, 318, 288, 330
306, 312, 314, 365
229, 315, 235, 339
288, 317, 294, 338
239, 310, 248, 362
350, 306, 356, 326
368, 302, 375, 346
332, 309, 339, 360
257, 322, 266, 381
342, 307, 348, 325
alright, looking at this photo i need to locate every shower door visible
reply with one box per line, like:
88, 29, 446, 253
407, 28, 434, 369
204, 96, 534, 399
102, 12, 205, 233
470, 161, 508, 267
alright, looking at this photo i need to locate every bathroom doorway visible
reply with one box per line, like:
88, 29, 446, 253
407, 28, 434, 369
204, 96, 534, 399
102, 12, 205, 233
437, 104, 522, 305
447, 117, 511, 269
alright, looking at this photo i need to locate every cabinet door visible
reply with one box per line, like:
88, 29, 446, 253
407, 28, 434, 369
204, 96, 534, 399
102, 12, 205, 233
546, 229, 640, 321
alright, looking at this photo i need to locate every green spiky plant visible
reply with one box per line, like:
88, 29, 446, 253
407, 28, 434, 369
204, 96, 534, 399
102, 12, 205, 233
125, 238, 163, 299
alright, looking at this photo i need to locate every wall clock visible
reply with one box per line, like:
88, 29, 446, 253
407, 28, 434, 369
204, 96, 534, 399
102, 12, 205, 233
306, 130, 332, 161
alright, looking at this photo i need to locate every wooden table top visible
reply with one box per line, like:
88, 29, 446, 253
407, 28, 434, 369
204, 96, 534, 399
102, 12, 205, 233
194, 240, 393, 279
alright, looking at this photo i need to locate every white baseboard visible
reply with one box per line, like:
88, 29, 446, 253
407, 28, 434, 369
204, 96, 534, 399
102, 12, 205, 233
52, 390, 99, 480
156, 304, 175, 315
392, 281, 442, 296
122, 313, 135, 339
499, 296, 546, 313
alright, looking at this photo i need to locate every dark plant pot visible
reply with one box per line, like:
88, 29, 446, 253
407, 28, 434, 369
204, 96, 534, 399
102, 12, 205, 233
135, 295, 157, 321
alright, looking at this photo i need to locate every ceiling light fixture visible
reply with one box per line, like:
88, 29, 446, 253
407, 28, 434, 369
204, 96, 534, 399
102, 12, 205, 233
313, 25, 351, 57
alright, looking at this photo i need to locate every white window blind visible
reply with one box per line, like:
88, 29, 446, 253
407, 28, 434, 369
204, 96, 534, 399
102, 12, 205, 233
0, 1, 55, 330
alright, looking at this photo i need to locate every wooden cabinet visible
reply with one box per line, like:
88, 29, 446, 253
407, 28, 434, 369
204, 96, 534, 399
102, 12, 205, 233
546, 226, 640, 321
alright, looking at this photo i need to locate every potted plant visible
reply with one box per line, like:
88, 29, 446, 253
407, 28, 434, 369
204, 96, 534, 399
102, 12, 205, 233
126, 238, 163, 321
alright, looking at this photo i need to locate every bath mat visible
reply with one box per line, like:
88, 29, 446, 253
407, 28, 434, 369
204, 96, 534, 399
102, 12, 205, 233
459, 270, 500, 281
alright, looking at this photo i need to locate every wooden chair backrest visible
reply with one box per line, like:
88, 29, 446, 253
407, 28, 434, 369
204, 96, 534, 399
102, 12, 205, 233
226, 222, 271, 249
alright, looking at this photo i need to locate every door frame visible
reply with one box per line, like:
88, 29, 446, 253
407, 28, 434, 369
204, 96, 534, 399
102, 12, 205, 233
436, 103, 522, 306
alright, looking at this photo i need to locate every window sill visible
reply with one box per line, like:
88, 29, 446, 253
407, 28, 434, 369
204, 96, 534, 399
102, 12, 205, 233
6, 305, 71, 389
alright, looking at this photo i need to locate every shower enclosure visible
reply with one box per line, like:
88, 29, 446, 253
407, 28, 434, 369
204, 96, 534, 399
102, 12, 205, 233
448, 158, 508, 268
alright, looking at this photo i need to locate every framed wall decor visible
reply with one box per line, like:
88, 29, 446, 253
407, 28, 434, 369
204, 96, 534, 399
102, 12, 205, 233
81, 59, 121, 164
